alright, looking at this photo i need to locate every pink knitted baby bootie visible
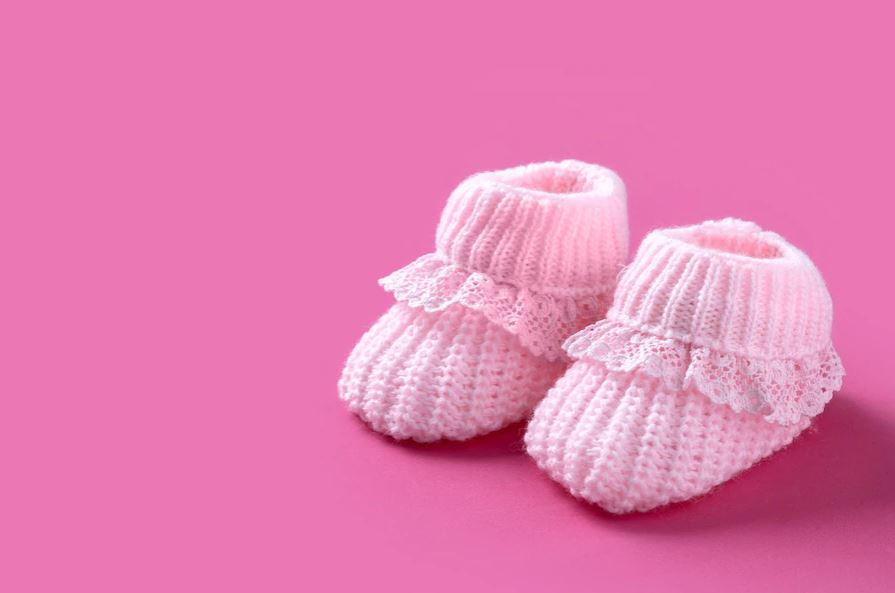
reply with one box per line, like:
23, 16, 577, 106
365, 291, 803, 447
339, 160, 628, 442
525, 218, 845, 512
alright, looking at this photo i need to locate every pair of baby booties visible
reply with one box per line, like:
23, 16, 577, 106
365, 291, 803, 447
338, 160, 845, 514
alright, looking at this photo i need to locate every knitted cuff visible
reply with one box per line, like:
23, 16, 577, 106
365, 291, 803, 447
380, 160, 628, 360
564, 218, 845, 424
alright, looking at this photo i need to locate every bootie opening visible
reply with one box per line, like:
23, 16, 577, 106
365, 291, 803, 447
478, 160, 621, 201
667, 220, 783, 260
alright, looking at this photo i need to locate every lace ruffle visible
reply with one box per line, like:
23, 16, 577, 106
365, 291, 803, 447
564, 320, 845, 425
379, 254, 610, 361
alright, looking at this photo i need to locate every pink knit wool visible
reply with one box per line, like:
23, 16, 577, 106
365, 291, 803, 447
525, 218, 845, 512
339, 160, 628, 441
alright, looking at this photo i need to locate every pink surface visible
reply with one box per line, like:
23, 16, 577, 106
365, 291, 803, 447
1, 2, 893, 592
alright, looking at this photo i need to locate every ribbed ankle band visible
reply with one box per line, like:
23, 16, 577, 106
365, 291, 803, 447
379, 160, 629, 360
435, 160, 628, 294
610, 218, 831, 357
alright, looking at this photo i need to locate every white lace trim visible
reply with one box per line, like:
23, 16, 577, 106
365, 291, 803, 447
564, 320, 845, 425
379, 254, 611, 361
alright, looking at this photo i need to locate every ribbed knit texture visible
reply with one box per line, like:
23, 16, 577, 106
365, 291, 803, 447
609, 218, 831, 357
435, 160, 627, 294
525, 219, 844, 511
340, 160, 628, 442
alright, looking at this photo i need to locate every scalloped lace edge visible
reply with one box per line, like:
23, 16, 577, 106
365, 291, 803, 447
379, 254, 611, 361
564, 320, 845, 425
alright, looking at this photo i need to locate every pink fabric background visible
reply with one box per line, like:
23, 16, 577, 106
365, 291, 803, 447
2, 2, 893, 591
